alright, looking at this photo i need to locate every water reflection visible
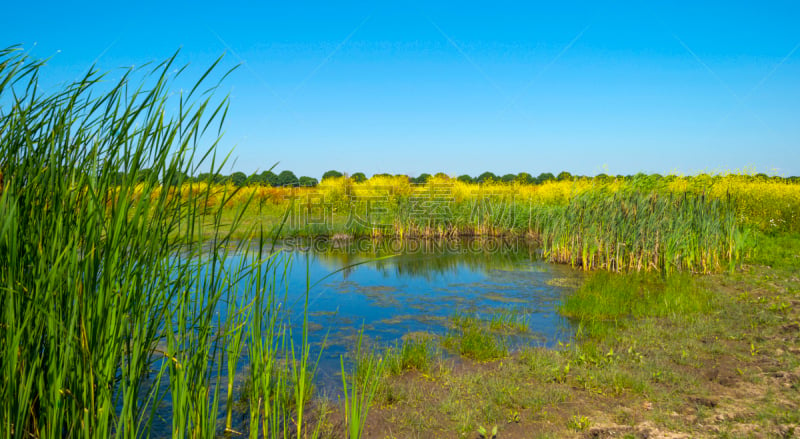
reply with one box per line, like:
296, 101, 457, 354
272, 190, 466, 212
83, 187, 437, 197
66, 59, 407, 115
151, 237, 582, 436
284, 236, 541, 280
261, 237, 580, 375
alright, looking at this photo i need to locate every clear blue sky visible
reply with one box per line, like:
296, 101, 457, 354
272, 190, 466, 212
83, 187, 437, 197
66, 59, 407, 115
4, 1, 799, 178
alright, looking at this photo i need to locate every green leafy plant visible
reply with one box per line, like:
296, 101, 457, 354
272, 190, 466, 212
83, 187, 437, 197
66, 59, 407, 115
506, 410, 520, 423
290, 258, 325, 439
567, 415, 591, 431
0, 45, 318, 439
477, 424, 498, 438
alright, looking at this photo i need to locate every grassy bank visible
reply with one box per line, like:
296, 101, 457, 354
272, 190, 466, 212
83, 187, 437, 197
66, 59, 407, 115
323, 231, 800, 438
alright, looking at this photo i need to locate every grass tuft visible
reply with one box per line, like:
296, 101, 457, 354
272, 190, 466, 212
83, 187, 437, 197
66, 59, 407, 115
443, 314, 508, 361
384, 333, 439, 375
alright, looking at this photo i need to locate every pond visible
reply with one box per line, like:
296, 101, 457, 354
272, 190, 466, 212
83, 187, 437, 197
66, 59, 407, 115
247, 237, 582, 385
151, 237, 582, 436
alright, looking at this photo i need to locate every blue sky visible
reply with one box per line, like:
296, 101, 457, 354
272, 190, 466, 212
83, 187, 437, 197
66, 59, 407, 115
4, 1, 799, 178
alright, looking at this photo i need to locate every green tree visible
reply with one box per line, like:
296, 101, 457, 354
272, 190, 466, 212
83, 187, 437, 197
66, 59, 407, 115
298, 176, 318, 187
515, 172, 534, 184
412, 173, 431, 184
500, 173, 516, 183
322, 170, 343, 180
197, 172, 224, 184
277, 170, 299, 186
230, 171, 247, 187
434, 172, 449, 180
556, 171, 572, 181
476, 172, 497, 183
246, 173, 264, 186
456, 174, 474, 183
260, 170, 278, 186
594, 173, 610, 183
350, 172, 367, 183
536, 172, 555, 184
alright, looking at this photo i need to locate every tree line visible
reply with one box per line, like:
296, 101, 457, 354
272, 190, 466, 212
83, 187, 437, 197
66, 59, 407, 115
117, 169, 800, 188
318, 170, 800, 186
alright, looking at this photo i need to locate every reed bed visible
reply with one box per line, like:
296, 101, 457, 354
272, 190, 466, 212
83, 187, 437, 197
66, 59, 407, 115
110, 162, 800, 241
182, 174, 800, 273
0, 47, 321, 439
531, 189, 748, 273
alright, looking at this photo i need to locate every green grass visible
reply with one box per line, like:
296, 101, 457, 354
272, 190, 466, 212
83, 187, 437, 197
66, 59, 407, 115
0, 46, 238, 438
566, 415, 591, 431
443, 314, 508, 361
560, 271, 715, 325
748, 230, 800, 271
488, 309, 530, 334
384, 333, 439, 375
533, 189, 750, 273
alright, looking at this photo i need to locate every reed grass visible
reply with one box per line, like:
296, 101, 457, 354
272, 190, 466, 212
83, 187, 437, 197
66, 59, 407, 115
0, 47, 317, 439
288, 257, 323, 439
340, 330, 384, 439
184, 174, 800, 273
531, 189, 749, 273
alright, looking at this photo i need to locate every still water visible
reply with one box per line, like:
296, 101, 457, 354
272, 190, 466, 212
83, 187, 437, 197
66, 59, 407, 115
152, 238, 582, 436
255, 238, 581, 382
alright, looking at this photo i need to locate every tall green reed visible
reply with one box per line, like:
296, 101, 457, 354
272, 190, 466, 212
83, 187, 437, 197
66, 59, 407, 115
265, 181, 750, 274
340, 331, 383, 439
288, 256, 325, 439
246, 243, 289, 439
531, 188, 749, 273
0, 46, 312, 439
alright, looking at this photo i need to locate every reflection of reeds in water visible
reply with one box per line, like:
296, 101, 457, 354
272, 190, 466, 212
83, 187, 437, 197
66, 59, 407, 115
305, 237, 538, 279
